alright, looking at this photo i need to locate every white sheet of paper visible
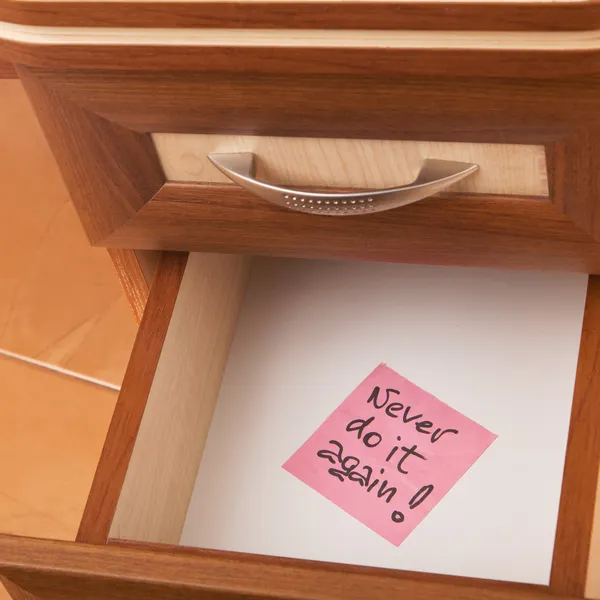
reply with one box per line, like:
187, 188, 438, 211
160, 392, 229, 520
180, 259, 588, 585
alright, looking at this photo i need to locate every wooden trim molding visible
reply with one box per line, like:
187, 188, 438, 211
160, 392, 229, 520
77, 252, 188, 545
1, 576, 40, 600
102, 185, 600, 273
18, 67, 591, 141
15, 65, 165, 245
0, 534, 574, 600
10, 5, 600, 78
550, 276, 600, 596
107, 249, 159, 323
0, 59, 15, 77
134, 250, 160, 285
6, 39, 600, 79
12, 25, 600, 51
2, 1, 600, 31
11, 64, 600, 274
547, 131, 600, 242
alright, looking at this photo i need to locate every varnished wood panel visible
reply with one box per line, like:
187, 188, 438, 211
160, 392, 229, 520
77, 253, 188, 545
13, 66, 600, 268
16, 66, 600, 261
101, 184, 600, 272
1, 1, 600, 31
9, 38, 600, 79
0, 80, 136, 386
0, 535, 571, 600
14, 26, 600, 52
547, 131, 600, 243
107, 249, 158, 324
581, 280, 600, 600
1, 577, 38, 600
0, 61, 15, 78
153, 133, 549, 197
19, 68, 587, 141
587, 476, 600, 598
134, 250, 159, 285
108, 538, 551, 592
16, 66, 165, 245
550, 277, 600, 595
110, 253, 250, 544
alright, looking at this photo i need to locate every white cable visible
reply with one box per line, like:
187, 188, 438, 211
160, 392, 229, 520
0, 348, 121, 392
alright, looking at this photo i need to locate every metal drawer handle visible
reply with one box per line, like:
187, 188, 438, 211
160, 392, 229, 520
208, 152, 478, 216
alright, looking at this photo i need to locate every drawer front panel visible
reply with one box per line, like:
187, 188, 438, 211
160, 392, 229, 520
16, 65, 600, 273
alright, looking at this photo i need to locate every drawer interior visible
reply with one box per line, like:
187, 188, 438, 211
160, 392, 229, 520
92, 253, 589, 587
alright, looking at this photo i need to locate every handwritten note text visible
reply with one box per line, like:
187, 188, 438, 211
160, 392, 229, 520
283, 364, 497, 545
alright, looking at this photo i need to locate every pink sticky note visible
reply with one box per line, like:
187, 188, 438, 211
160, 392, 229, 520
283, 363, 497, 546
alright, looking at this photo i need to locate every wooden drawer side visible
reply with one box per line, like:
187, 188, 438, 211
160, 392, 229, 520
79, 252, 251, 545
77, 252, 188, 544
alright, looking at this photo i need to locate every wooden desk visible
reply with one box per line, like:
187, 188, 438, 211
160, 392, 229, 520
3, 3, 600, 599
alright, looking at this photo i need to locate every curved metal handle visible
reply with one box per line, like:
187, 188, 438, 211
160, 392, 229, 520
208, 153, 478, 216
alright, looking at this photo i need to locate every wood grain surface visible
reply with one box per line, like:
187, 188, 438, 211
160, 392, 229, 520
11, 65, 580, 259
13, 64, 600, 271
108, 538, 551, 591
100, 184, 600, 273
13, 27, 600, 52
153, 133, 549, 197
20, 67, 591, 142
77, 253, 188, 545
106, 249, 157, 324
4, 7, 600, 599
18, 64, 597, 264
110, 253, 250, 544
588, 473, 600, 598
1, 0, 599, 31
550, 277, 600, 595
1, 577, 39, 600
133, 250, 159, 285
16, 67, 165, 245
547, 131, 600, 242
0, 534, 571, 600
0, 61, 15, 78
0, 79, 136, 386
9, 38, 600, 79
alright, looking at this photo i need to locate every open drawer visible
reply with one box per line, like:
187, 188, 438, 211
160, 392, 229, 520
3, 252, 600, 600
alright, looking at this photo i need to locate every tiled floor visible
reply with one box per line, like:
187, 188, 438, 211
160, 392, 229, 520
0, 356, 117, 541
0, 79, 138, 598
0, 79, 137, 388
0, 357, 118, 600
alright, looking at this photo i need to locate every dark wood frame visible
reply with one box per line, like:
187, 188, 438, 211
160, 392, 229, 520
551, 276, 600, 593
0, 60, 15, 78
4, 21, 600, 598
0, 534, 578, 600
2, 0, 600, 31
106, 249, 159, 323
77, 252, 188, 544
9, 60, 600, 272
